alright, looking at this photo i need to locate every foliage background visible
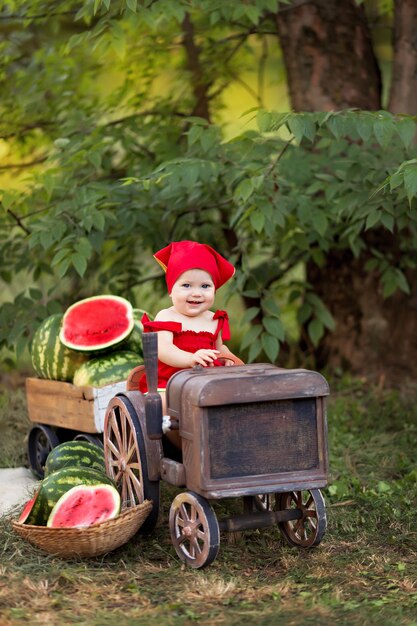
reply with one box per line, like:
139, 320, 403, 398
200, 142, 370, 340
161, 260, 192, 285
0, 0, 416, 377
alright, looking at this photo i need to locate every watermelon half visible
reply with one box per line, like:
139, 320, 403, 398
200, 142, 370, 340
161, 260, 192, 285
31, 314, 88, 381
47, 484, 121, 528
60, 295, 134, 352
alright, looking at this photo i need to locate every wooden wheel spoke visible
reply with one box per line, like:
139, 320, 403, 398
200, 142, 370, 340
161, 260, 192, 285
125, 441, 138, 465
127, 467, 143, 491
121, 476, 128, 506
196, 528, 206, 541
121, 412, 129, 452
190, 537, 202, 554
293, 518, 305, 534
305, 494, 314, 509
109, 411, 123, 452
125, 473, 137, 506
106, 438, 120, 459
179, 503, 191, 523
305, 509, 317, 518
127, 462, 141, 471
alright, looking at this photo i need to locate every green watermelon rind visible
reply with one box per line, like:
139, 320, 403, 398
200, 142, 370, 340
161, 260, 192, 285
30, 314, 88, 382
46, 484, 121, 528
72, 350, 143, 387
44, 441, 106, 477
25, 466, 116, 526
60, 295, 134, 352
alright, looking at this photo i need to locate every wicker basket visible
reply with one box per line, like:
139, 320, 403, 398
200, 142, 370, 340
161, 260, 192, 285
11, 500, 153, 558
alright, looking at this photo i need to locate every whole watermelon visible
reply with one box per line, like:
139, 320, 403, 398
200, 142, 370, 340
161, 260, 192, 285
72, 350, 142, 387
31, 314, 88, 381
44, 441, 106, 477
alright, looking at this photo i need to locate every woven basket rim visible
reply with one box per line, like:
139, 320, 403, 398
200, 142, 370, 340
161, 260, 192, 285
11, 499, 153, 557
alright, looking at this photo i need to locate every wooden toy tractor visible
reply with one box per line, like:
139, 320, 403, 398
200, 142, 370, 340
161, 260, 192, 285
103, 333, 329, 568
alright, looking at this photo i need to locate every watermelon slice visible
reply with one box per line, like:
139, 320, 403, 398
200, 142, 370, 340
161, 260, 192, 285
60, 295, 134, 352
47, 484, 121, 528
18, 492, 39, 523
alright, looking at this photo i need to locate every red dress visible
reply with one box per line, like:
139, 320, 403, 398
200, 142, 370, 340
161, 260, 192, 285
138, 310, 231, 393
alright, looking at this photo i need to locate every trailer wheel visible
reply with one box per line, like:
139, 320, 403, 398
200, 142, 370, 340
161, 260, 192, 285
169, 491, 220, 569
73, 433, 103, 448
28, 424, 60, 479
104, 394, 159, 533
276, 489, 327, 548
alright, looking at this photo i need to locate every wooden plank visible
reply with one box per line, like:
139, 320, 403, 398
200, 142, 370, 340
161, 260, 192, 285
25, 378, 126, 433
26, 377, 86, 399
26, 390, 97, 432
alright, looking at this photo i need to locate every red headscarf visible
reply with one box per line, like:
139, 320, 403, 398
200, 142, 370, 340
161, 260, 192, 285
154, 241, 235, 292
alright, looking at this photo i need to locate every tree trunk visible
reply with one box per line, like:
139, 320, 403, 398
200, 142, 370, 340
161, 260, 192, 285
275, 0, 382, 111
388, 0, 417, 115
182, 13, 212, 121
276, 0, 417, 385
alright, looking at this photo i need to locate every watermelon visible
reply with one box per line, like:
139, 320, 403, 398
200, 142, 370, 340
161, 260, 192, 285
120, 308, 146, 355
30, 314, 88, 381
44, 441, 106, 477
25, 466, 116, 526
72, 350, 142, 387
47, 484, 121, 528
18, 492, 39, 523
60, 295, 134, 352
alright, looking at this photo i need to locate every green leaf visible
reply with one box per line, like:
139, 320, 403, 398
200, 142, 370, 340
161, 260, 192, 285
373, 118, 395, 148
1, 191, 15, 210
396, 118, 416, 148
315, 306, 335, 331
94, 0, 102, 15
250, 210, 265, 233
356, 116, 373, 143
312, 210, 328, 237
126, 0, 137, 11
308, 319, 324, 346
88, 152, 102, 169
380, 212, 394, 232
261, 333, 279, 362
241, 307, 260, 324
248, 339, 262, 362
404, 167, 417, 203
72, 253, 87, 277
241, 324, 262, 350
288, 116, 306, 143
365, 209, 381, 230
188, 125, 203, 147
234, 179, 254, 203
263, 317, 285, 340
182, 163, 199, 187
257, 110, 272, 133
262, 297, 280, 317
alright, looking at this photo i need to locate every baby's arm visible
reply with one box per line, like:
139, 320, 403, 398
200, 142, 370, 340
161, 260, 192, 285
216, 336, 235, 366
157, 330, 220, 368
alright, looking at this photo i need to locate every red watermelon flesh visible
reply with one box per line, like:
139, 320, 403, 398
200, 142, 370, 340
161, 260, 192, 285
47, 484, 121, 528
60, 295, 134, 351
18, 492, 39, 523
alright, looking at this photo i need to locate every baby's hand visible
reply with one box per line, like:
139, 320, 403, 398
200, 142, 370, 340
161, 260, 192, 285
190, 349, 220, 367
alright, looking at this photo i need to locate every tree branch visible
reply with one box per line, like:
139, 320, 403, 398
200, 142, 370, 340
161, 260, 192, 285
3, 208, 31, 235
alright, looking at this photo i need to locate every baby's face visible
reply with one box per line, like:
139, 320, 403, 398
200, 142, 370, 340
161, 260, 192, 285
170, 269, 215, 317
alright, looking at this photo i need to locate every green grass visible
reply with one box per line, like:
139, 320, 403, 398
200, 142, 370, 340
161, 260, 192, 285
1, 375, 416, 625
